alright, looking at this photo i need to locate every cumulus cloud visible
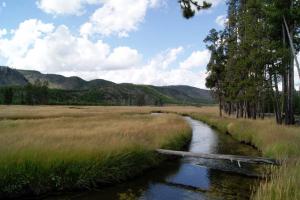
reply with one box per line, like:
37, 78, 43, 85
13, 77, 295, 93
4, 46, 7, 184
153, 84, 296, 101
80, 0, 164, 37
0, 19, 142, 73
61, 47, 208, 88
180, 50, 210, 70
150, 47, 183, 69
37, 0, 165, 37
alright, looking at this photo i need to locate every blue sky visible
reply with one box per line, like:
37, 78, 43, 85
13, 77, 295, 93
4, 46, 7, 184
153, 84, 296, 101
0, 0, 227, 88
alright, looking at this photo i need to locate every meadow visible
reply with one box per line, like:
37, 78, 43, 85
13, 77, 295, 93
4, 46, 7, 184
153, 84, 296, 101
0, 106, 192, 198
0, 105, 299, 199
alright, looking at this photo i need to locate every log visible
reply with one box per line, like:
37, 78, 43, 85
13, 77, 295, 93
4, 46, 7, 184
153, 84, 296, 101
156, 149, 281, 165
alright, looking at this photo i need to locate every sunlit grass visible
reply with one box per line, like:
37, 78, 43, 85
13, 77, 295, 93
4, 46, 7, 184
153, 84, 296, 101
1, 105, 299, 199
153, 106, 300, 200
0, 106, 192, 198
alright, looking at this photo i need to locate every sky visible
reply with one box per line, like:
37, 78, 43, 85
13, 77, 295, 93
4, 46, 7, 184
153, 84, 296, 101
4, 0, 296, 90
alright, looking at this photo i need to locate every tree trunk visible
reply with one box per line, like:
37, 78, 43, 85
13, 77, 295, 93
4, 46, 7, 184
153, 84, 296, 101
282, 23, 290, 124
283, 17, 295, 124
273, 72, 282, 124
283, 16, 300, 80
236, 103, 240, 118
219, 97, 223, 117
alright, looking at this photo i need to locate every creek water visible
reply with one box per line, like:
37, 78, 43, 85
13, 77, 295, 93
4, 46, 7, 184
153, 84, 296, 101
48, 116, 263, 200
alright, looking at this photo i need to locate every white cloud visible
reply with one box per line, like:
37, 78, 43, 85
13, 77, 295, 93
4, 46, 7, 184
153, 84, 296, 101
149, 0, 166, 8
87, 67, 208, 89
0, 19, 142, 73
2, 1, 6, 8
150, 47, 183, 69
80, 0, 164, 37
80, 0, 147, 37
37, 0, 165, 37
0, 28, 7, 37
105, 47, 142, 70
36, 0, 102, 16
0, 19, 208, 89
61, 47, 208, 88
215, 15, 227, 27
180, 50, 210, 70
0, 19, 54, 63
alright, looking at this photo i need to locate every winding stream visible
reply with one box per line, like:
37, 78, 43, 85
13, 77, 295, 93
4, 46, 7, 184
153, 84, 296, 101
49, 116, 263, 200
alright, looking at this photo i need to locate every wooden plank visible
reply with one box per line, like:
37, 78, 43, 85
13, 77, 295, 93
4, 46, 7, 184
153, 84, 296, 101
156, 149, 281, 165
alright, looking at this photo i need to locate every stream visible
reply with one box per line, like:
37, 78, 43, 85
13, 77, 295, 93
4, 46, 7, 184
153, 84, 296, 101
48, 116, 263, 200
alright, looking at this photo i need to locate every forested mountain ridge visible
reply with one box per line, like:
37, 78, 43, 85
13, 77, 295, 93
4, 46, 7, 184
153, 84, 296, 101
0, 66, 214, 105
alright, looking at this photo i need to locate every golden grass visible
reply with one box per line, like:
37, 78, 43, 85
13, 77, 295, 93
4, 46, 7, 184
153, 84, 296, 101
151, 106, 300, 200
0, 106, 192, 198
0, 113, 187, 154
1, 105, 299, 199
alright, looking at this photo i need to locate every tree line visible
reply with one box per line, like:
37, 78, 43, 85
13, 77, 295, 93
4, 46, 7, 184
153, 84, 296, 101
181, 0, 300, 124
0, 81, 166, 106
1, 80, 49, 105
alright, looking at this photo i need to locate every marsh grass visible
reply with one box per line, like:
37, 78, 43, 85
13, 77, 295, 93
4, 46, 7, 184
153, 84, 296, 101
1, 105, 299, 199
153, 106, 300, 200
0, 106, 191, 198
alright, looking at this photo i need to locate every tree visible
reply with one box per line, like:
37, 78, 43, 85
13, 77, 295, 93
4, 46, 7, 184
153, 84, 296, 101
3, 87, 14, 105
179, 0, 212, 19
25, 80, 49, 105
264, 0, 300, 124
137, 94, 146, 106
180, 0, 300, 124
155, 98, 164, 107
204, 29, 226, 117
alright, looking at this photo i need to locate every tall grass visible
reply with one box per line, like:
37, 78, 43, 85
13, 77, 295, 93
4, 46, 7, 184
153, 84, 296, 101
153, 106, 300, 200
0, 106, 192, 198
2, 105, 299, 199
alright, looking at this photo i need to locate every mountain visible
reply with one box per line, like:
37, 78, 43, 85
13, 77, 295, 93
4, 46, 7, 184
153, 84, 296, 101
0, 66, 214, 105
18, 69, 115, 90
153, 85, 213, 104
0, 66, 29, 86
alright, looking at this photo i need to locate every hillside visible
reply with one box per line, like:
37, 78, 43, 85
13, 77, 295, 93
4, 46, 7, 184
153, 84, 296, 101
0, 66, 29, 86
0, 66, 214, 105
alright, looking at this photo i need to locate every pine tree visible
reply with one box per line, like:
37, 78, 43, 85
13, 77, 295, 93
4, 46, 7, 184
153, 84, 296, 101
179, 0, 212, 19
204, 29, 226, 117
180, 0, 300, 124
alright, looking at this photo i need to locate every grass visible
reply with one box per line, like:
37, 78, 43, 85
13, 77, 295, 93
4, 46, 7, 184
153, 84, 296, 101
152, 106, 300, 200
1, 105, 299, 199
0, 106, 192, 198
